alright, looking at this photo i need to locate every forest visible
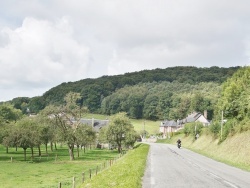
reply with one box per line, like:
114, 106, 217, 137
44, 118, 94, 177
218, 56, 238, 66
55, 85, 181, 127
1, 66, 241, 121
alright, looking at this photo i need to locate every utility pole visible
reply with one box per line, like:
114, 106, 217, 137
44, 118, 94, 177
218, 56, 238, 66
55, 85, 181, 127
143, 121, 145, 138
221, 111, 223, 140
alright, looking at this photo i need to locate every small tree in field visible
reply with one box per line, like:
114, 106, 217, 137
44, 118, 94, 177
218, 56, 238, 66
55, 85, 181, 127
106, 112, 136, 153
75, 124, 96, 157
41, 92, 88, 161
15, 118, 36, 161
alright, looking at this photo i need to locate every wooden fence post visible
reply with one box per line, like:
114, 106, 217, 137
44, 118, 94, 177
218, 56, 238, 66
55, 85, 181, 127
72, 176, 75, 188
89, 169, 92, 179
58, 182, 61, 188
82, 172, 85, 183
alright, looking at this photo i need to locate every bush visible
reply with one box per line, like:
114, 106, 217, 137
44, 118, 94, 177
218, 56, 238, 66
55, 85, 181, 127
209, 121, 220, 138
235, 118, 250, 133
183, 122, 203, 137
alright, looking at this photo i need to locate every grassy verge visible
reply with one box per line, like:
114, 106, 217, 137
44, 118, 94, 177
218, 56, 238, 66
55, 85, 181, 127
81, 143, 149, 188
0, 145, 119, 188
156, 131, 250, 171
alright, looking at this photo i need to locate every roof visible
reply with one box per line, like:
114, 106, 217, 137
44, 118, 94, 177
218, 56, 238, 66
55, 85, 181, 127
182, 112, 209, 124
161, 120, 178, 127
79, 119, 109, 132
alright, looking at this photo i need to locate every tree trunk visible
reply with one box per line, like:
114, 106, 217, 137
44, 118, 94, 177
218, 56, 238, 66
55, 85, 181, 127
50, 142, 53, 151
45, 143, 48, 154
117, 142, 122, 153
23, 148, 27, 161
84, 145, 86, 153
118, 145, 121, 153
54, 142, 57, 150
6, 146, 8, 153
68, 144, 74, 161
38, 145, 41, 156
15, 146, 18, 151
31, 147, 34, 160
77, 145, 80, 158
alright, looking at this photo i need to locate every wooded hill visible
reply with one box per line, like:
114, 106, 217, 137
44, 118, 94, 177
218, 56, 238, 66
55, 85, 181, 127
7, 66, 240, 121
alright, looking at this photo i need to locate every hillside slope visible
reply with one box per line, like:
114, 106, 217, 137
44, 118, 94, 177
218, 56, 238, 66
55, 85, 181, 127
162, 131, 250, 171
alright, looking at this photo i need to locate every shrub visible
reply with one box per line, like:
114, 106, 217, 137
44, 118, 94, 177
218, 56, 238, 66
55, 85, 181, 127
209, 121, 220, 138
183, 122, 203, 137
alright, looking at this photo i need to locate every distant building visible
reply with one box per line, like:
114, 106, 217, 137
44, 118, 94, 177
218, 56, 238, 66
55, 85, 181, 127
159, 111, 209, 138
79, 118, 109, 132
181, 111, 209, 126
159, 120, 183, 138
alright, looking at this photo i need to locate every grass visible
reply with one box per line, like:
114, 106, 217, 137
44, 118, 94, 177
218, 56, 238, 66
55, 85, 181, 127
81, 143, 149, 188
156, 131, 250, 171
130, 119, 161, 135
0, 145, 120, 188
84, 113, 161, 136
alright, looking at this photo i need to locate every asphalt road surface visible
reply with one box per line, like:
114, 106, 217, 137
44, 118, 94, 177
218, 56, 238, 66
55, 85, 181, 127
142, 143, 250, 188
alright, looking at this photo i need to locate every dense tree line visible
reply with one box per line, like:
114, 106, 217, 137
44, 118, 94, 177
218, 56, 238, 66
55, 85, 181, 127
6, 66, 239, 117
211, 66, 250, 140
101, 81, 220, 120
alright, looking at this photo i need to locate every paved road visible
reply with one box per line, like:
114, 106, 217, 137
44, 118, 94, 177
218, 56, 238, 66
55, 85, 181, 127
142, 143, 250, 188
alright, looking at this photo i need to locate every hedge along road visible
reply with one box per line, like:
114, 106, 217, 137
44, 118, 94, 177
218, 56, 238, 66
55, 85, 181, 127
142, 143, 250, 188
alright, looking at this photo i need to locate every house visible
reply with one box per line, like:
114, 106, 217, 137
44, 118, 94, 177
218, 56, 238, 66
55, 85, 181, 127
181, 111, 209, 126
79, 118, 109, 132
159, 120, 183, 138
159, 111, 209, 138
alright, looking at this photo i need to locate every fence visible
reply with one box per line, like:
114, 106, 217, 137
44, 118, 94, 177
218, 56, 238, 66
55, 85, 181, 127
57, 150, 127, 188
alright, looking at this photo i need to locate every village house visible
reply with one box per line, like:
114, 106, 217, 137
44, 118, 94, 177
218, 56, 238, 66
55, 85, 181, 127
181, 111, 209, 126
79, 118, 109, 132
159, 111, 209, 138
159, 120, 183, 138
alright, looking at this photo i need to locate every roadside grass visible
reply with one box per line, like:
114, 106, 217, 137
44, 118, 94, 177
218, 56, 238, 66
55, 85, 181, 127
156, 131, 250, 171
81, 143, 149, 188
0, 145, 120, 188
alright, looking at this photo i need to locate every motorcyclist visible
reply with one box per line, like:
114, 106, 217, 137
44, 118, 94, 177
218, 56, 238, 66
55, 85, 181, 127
177, 139, 181, 148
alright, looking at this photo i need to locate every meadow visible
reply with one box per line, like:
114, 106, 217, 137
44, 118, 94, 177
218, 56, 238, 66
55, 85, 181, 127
0, 114, 160, 187
0, 145, 120, 188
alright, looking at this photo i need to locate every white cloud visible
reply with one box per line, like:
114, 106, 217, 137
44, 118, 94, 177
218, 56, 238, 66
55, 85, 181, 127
0, 17, 90, 100
0, 0, 250, 101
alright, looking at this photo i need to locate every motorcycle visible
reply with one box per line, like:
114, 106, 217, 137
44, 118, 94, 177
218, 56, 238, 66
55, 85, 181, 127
177, 142, 181, 149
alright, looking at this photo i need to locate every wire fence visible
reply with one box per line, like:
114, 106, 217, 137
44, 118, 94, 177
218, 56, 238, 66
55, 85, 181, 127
57, 150, 127, 188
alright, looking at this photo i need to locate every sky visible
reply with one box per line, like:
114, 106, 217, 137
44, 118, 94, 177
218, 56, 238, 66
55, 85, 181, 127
0, 0, 250, 102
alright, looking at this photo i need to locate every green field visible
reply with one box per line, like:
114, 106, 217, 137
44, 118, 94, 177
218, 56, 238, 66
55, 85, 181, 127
0, 114, 160, 187
0, 145, 120, 188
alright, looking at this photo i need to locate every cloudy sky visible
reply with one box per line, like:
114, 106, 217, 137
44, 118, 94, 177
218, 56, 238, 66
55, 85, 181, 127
0, 0, 250, 102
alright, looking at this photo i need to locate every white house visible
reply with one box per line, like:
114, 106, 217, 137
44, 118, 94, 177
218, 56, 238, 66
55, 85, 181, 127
159, 120, 183, 138
182, 111, 209, 126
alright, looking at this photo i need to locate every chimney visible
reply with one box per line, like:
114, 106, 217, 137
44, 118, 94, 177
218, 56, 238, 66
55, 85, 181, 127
204, 110, 207, 119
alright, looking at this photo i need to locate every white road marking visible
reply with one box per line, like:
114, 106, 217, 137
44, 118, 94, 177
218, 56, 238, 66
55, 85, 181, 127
151, 177, 155, 185
223, 180, 238, 188
209, 173, 220, 179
